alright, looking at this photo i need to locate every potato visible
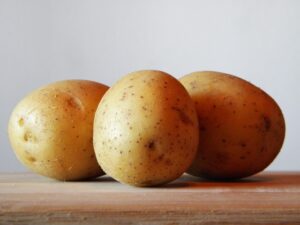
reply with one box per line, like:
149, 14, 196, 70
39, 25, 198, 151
180, 71, 285, 180
8, 80, 109, 181
94, 70, 199, 186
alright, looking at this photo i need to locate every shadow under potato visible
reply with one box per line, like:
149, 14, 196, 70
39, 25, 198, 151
77, 172, 275, 188
153, 173, 276, 189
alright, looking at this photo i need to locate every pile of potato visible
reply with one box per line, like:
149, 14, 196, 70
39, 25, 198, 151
8, 70, 285, 186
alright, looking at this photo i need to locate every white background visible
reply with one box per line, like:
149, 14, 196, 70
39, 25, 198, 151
0, 0, 299, 172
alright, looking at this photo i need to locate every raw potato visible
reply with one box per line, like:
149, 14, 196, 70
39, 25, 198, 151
94, 70, 199, 186
8, 80, 109, 181
180, 71, 285, 180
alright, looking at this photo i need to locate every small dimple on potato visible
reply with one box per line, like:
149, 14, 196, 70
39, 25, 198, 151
18, 118, 24, 126
66, 96, 83, 110
27, 156, 36, 163
146, 140, 156, 150
23, 130, 36, 142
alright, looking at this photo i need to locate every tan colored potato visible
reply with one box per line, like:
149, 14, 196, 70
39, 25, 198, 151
94, 70, 199, 186
8, 80, 109, 181
180, 71, 285, 179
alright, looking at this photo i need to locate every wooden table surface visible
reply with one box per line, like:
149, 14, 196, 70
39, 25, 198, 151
0, 172, 299, 225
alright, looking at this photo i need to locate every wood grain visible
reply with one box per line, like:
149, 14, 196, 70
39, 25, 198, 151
0, 172, 299, 225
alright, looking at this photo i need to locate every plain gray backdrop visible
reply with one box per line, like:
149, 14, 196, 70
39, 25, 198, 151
0, 0, 299, 172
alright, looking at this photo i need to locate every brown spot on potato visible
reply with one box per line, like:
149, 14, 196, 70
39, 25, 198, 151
263, 115, 271, 131
120, 92, 127, 101
146, 140, 155, 150
66, 96, 83, 110
158, 154, 165, 161
18, 118, 24, 126
171, 106, 193, 125
23, 131, 36, 142
27, 156, 36, 162
240, 142, 247, 148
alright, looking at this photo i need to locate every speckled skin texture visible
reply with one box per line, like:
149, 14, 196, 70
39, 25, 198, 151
180, 71, 285, 180
8, 80, 108, 181
94, 70, 199, 187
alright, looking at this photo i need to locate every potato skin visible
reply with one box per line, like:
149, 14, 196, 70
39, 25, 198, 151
8, 80, 109, 181
94, 70, 199, 186
180, 71, 285, 180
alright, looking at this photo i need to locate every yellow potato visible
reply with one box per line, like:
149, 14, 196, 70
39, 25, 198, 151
8, 80, 109, 181
180, 71, 285, 179
94, 70, 199, 186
